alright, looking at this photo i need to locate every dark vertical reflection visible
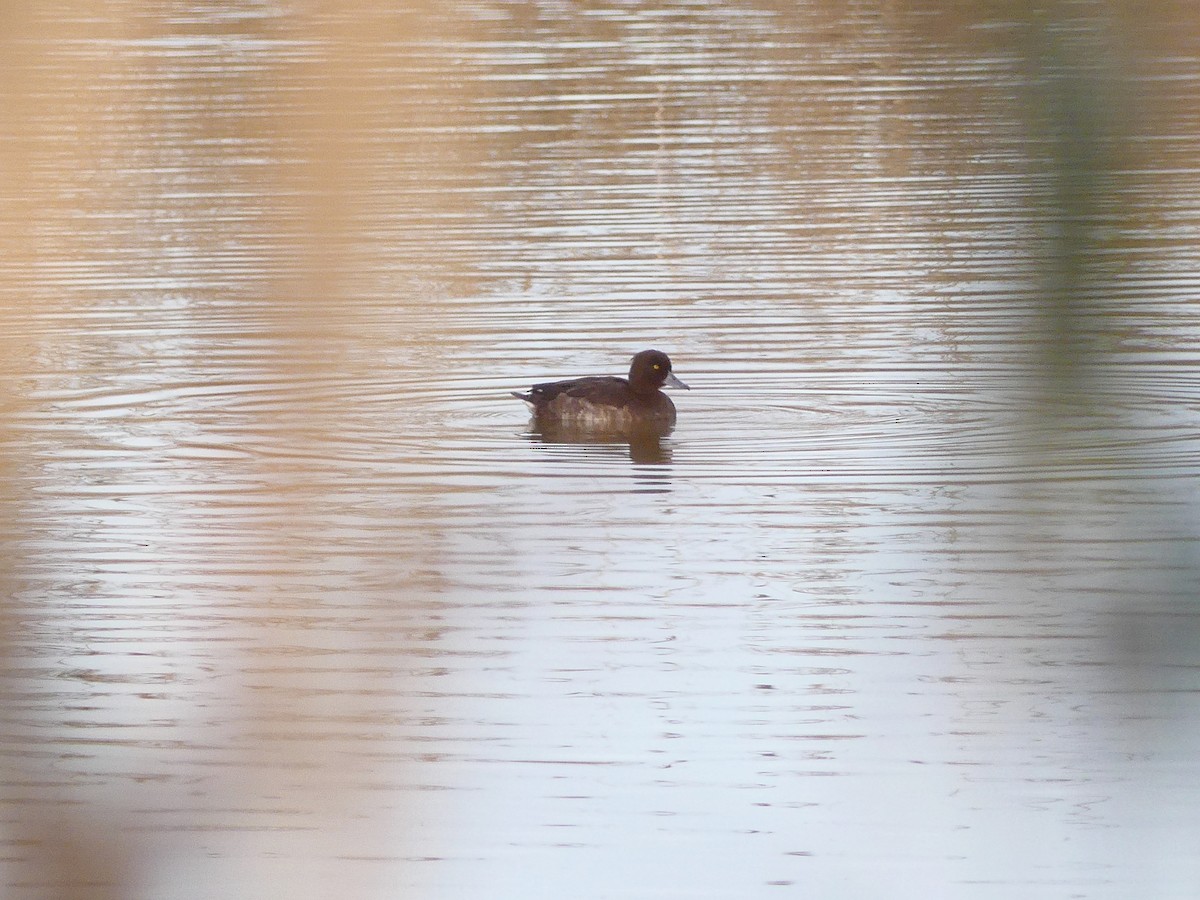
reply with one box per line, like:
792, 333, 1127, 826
900, 0, 1200, 882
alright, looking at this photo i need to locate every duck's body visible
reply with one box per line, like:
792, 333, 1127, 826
513, 350, 688, 432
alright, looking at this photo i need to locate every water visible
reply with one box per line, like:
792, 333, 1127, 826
2, 2, 1200, 898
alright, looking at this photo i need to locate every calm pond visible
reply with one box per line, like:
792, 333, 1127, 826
1, 2, 1199, 898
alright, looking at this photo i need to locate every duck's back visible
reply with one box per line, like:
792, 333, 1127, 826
517, 375, 676, 429
524, 375, 628, 408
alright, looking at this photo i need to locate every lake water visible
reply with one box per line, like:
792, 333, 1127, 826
2, 2, 1199, 898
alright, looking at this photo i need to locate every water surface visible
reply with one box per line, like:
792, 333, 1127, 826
2, 3, 1200, 898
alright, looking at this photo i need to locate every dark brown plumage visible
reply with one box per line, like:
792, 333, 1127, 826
512, 350, 688, 431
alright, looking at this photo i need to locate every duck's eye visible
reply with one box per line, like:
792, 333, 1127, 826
652, 364, 661, 370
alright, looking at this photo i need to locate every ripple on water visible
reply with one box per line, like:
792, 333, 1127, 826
4, 3, 1200, 898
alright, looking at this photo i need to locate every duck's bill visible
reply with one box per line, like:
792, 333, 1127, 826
665, 372, 690, 390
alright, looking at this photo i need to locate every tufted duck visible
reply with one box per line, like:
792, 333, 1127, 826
512, 349, 688, 431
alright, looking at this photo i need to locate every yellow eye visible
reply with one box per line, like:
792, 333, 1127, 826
652, 364, 661, 370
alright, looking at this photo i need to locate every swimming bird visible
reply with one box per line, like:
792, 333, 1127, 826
512, 349, 689, 431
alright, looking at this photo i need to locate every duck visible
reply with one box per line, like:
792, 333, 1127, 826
512, 349, 689, 431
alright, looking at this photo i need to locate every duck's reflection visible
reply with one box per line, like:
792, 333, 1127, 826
527, 421, 675, 468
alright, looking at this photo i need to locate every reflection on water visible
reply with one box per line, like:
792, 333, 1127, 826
528, 425, 675, 467
3, 2, 1200, 898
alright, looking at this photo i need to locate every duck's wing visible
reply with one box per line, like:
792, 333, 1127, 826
522, 375, 627, 407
